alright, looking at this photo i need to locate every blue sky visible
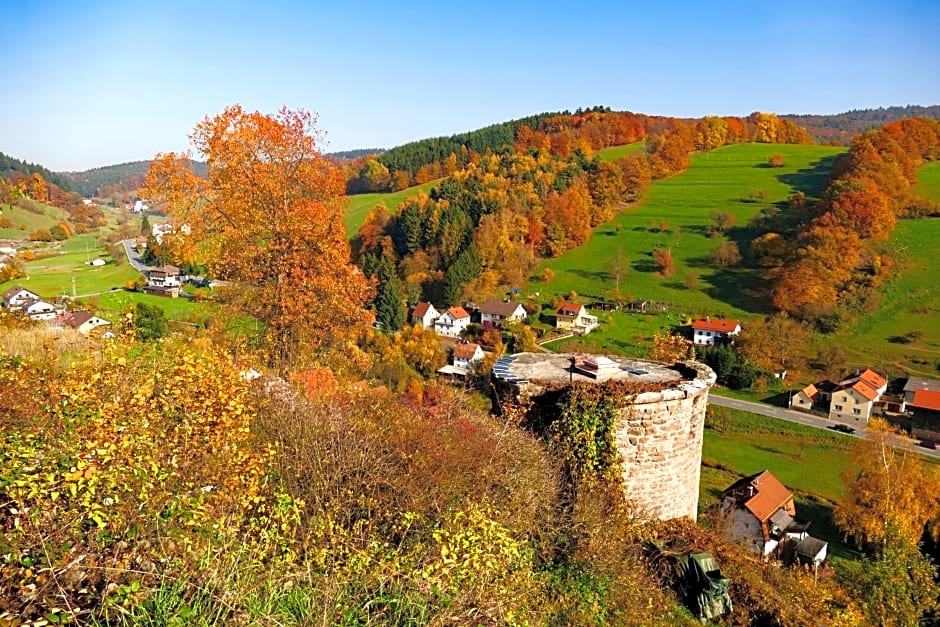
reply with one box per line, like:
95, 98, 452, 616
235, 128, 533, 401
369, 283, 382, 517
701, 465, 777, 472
4, 0, 938, 171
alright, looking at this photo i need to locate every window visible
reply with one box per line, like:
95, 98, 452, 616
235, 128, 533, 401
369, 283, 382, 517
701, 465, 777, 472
834, 404, 843, 411
853, 408, 861, 415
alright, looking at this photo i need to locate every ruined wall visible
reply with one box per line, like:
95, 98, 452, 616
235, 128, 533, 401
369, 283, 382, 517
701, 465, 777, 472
493, 358, 715, 522
613, 374, 713, 521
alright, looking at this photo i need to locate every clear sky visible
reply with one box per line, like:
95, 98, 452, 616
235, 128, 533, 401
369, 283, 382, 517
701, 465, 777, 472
4, 0, 939, 171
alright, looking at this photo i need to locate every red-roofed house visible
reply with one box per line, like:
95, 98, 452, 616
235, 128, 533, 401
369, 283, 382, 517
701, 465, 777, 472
829, 369, 888, 424
452, 342, 484, 371
555, 302, 599, 335
791, 384, 819, 412
720, 470, 817, 559
434, 306, 471, 337
692, 317, 742, 346
903, 377, 940, 441
411, 302, 440, 329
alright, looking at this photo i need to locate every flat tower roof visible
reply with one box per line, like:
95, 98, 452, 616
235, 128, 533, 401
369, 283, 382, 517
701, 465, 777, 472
491, 352, 693, 385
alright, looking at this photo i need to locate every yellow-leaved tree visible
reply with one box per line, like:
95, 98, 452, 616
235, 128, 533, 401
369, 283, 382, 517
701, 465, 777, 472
144, 105, 373, 373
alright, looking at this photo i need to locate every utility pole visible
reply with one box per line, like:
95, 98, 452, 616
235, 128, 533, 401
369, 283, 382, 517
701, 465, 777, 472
72, 275, 76, 299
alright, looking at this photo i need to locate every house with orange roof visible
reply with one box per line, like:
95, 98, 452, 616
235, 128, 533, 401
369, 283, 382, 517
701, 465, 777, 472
720, 470, 821, 561
410, 302, 440, 329
452, 341, 484, 372
903, 377, 940, 441
691, 317, 741, 346
828, 368, 887, 424
434, 306, 471, 337
555, 302, 599, 335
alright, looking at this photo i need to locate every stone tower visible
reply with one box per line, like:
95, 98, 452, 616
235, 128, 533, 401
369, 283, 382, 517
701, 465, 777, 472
491, 353, 716, 521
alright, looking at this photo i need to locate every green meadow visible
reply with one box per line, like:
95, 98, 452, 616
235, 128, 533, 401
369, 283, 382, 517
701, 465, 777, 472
0, 202, 70, 238
912, 160, 940, 201
529, 143, 845, 317
344, 180, 439, 237
597, 141, 645, 161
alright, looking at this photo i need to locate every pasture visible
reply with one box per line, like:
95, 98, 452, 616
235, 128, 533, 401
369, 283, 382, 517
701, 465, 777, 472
0, 201, 70, 238
597, 141, 645, 161
912, 160, 940, 201
344, 180, 439, 236
528, 143, 845, 318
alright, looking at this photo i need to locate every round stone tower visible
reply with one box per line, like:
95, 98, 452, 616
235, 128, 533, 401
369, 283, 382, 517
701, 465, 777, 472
491, 353, 716, 521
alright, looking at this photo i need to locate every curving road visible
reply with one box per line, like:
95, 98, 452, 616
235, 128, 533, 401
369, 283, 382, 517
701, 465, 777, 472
121, 239, 150, 273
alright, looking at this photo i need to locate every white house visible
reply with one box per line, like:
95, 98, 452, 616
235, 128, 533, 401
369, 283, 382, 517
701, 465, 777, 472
720, 470, 816, 560
434, 306, 471, 337
22, 299, 58, 321
479, 299, 527, 329
87, 258, 107, 267
2, 285, 41, 311
56, 311, 112, 335
411, 302, 440, 329
0, 246, 17, 256
145, 265, 182, 297
555, 302, 599, 335
453, 342, 484, 372
828, 369, 887, 424
692, 317, 742, 346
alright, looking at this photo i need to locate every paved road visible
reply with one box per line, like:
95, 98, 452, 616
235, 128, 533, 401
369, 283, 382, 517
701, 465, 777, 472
709, 392, 940, 460
121, 239, 150, 274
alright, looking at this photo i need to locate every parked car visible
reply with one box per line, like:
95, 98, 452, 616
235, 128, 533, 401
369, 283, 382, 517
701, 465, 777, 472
828, 424, 856, 434
917, 440, 938, 450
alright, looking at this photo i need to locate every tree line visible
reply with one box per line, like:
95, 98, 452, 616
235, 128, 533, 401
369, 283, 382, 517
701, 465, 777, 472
782, 105, 940, 145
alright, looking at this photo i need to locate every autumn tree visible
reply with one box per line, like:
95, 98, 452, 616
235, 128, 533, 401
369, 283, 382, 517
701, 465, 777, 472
767, 154, 785, 168
710, 241, 742, 266
144, 105, 373, 373
652, 247, 675, 278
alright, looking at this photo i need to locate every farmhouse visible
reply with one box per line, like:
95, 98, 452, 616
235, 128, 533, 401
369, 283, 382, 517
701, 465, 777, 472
828, 368, 887, 424
555, 302, 598, 335
790, 380, 836, 412
480, 299, 527, 329
691, 317, 741, 346
719, 471, 823, 562
55, 311, 112, 335
434, 306, 471, 337
410, 302, 439, 329
2, 285, 41, 311
452, 341, 484, 371
145, 265, 182, 297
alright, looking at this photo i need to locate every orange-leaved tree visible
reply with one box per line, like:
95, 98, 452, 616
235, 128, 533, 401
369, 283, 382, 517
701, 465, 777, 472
144, 105, 373, 373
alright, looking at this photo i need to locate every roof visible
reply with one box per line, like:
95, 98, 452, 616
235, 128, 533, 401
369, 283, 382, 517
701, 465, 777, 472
557, 302, 584, 317
723, 470, 793, 523
836, 369, 886, 401
444, 306, 470, 320
453, 342, 482, 360
799, 384, 818, 400
2, 285, 36, 301
412, 302, 435, 318
150, 264, 180, 275
795, 536, 828, 559
857, 368, 887, 391
64, 311, 94, 328
692, 317, 741, 333
912, 389, 940, 412
480, 299, 525, 316
904, 377, 940, 394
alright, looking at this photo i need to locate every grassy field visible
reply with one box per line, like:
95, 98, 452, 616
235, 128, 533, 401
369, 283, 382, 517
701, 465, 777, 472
912, 160, 940, 201
699, 408, 862, 563
597, 141, 645, 162
0, 202, 70, 238
344, 180, 440, 237
528, 143, 845, 320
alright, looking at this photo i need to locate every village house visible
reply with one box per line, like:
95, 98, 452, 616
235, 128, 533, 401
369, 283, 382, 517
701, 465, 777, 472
828, 368, 887, 424
452, 341, 484, 372
21, 298, 58, 321
555, 302, 599, 335
691, 317, 742, 346
145, 265, 182, 297
54, 311, 112, 335
479, 299, 527, 330
790, 380, 837, 412
720, 471, 825, 565
2, 285, 41, 311
434, 306, 471, 337
903, 377, 940, 441
410, 302, 440, 329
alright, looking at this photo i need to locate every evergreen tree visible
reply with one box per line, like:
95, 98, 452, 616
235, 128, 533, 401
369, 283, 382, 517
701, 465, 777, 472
374, 258, 406, 332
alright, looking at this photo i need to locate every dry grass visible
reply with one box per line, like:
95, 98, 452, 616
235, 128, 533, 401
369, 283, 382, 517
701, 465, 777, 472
0, 325, 89, 359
